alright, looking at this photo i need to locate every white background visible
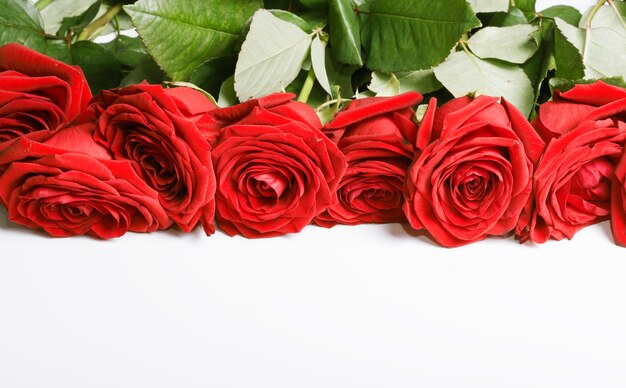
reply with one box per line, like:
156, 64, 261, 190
2, 1, 624, 387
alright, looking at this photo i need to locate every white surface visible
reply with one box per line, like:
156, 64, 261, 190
3, 0, 624, 387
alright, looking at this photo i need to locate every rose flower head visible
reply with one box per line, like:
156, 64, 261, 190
210, 93, 347, 238
0, 124, 169, 238
0, 44, 92, 142
404, 95, 544, 247
315, 92, 422, 227
518, 81, 626, 244
86, 83, 217, 235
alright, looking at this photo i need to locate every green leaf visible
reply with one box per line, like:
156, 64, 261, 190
311, 35, 332, 96
328, 0, 363, 66
515, 0, 537, 20
553, 18, 585, 80
125, 0, 262, 81
102, 36, 149, 68
434, 51, 534, 116
234, 9, 313, 101
298, 0, 327, 11
555, 16, 626, 80
366, 0, 481, 72
325, 52, 357, 98
488, 7, 528, 27
264, 0, 291, 9
71, 41, 122, 93
549, 76, 626, 94
0, 0, 71, 62
396, 69, 442, 94
467, 24, 540, 64
40, 0, 96, 34
468, 0, 508, 14
218, 76, 237, 107
369, 72, 400, 96
300, 11, 328, 30
120, 56, 164, 86
56, 1, 101, 38
540, 5, 581, 26
189, 56, 237, 97
579, 3, 626, 29
270, 10, 312, 32
522, 19, 556, 110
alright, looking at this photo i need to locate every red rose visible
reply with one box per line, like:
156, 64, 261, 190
87, 83, 217, 235
0, 44, 92, 142
315, 92, 422, 226
201, 92, 322, 146
518, 81, 626, 243
404, 96, 544, 247
211, 93, 347, 238
0, 124, 169, 238
521, 120, 626, 243
534, 81, 626, 141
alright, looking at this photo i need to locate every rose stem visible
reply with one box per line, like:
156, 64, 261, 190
77, 4, 124, 41
582, 0, 608, 62
35, 0, 53, 11
297, 68, 317, 104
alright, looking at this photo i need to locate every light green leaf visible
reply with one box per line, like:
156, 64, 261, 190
555, 17, 626, 80
311, 35, 332, 96
218, 75, 237, 107
41, 0, 95, 34
579, 3, 626, 30
396, 69, 442, 94
369, 71, 400, 96
467, 24, 540, 64
235, 9, 313, 101
366, 0, 481, 72
468, 0, 508, 13
328, 0, 363, 66
125, 0, 262, 81
434, 51, 534, 116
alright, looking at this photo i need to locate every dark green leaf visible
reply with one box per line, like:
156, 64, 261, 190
189, 55, 237, 97
56, 1, 101, 38
329, 0, 363, 66
300, 11, 328, 30
102, 35, 149, 68
71, 41, 122, 93
550, 76, 626, 94
488, 7, 528, 26
270, 9, 311, 31
326, 50, 357, 98
120, 56, 164, 86
286, 69, 328, 107
298, 0, 327, 11
515, 0, 536, 20
553, 20, 584, 80
540, 5, 581, 26
264, 0, 290, 8
125, 0, 263, 81
366, 0, 481, 72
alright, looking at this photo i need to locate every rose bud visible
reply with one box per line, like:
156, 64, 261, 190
0, 44, 92, 142
315, 92, 422, 227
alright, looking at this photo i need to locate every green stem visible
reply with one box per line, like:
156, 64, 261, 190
35, 0, 53, 11
297, 68, 316, 104
77, 4, 123, 41
583, 0, 608, 61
